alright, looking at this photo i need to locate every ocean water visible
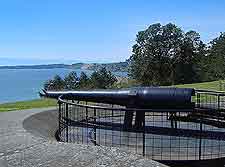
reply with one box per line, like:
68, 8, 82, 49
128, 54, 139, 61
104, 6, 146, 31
0, 69, 127, 104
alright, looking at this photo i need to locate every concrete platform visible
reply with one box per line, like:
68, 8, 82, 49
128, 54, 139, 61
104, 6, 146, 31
0, 108, 167, 167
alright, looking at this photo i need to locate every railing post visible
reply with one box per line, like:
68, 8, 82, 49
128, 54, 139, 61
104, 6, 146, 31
111, 105, 114, 144
85, 102, 88, 144
218, 94, 220, 109
94, 108, 97, 145
199, 116, 202, 160
142, 110, 145, 156
197, 93, 200, 108
66, 103, 69, 142
58, 100, 61, 140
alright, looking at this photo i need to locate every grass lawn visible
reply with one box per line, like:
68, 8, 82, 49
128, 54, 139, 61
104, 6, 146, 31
0, 99, 57, 112
174, 80, 224, 91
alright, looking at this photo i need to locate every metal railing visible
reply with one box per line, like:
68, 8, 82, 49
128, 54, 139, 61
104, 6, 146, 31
57, 90, 225, 163
196, 89, 225, 109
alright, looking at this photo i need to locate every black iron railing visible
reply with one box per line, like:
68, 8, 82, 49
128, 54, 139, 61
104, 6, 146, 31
57, 90, 225, 162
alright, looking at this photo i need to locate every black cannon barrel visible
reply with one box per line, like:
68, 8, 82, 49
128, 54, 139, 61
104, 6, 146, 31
41, 87, 195, 130
40, 87, 195, 109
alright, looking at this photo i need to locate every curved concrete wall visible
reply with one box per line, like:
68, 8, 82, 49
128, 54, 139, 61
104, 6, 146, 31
23, 109, 58, 141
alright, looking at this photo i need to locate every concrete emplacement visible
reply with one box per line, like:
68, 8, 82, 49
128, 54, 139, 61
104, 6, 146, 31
0, 107, 167, 167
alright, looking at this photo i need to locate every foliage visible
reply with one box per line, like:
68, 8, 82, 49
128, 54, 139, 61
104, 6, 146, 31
43, 67, 117, 90
64, 71, 78, 90
90, 67, 117, 89
129, 23, 206, 86
173, 30, 206, 84
44, 75, 65, 90
78, 72, 90, 89
205, 33, 225, 80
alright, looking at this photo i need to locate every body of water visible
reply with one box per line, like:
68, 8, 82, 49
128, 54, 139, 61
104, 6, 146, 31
0, 69, 127, 104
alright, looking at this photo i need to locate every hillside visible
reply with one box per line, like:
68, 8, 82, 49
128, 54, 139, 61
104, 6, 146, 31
0, 64, 71, 69
0, 62, 129, 72
82, 62, 128, 72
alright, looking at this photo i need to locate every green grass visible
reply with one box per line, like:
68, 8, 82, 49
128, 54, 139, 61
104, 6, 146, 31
0, 99, 57, 112
174, 80, 225, 102
174, 80, 225, 91
116, 78, 225, 91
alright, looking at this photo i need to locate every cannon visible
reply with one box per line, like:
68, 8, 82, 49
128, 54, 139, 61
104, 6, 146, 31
40, 87, 195, 129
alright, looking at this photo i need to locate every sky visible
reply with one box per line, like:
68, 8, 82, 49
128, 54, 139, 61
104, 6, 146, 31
0, 0, 225, 66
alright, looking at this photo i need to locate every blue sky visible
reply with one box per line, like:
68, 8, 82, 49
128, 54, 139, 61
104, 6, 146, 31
0, 0, 225, 65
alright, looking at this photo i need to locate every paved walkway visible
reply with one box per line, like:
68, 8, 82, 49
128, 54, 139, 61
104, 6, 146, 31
0, 108, 167, 167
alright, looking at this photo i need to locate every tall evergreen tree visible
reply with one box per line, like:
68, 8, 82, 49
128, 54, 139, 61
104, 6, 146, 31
78, 72, 90, 89
90, 67, 117, 88
64, 71, 78, 90
44, 75, 65, 90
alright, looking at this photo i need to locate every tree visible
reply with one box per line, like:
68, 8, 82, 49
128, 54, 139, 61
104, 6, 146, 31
90, 67, 117, 89
173, 30, 205, 84
43, 69, 117, 90
47, 75, 65, 90
43, 79, 54, 90
129, 23, 183, 86
64, 71, 78, 90
78, 72, 90, 89
129, 23, 206, 85
206, 33, 225, 80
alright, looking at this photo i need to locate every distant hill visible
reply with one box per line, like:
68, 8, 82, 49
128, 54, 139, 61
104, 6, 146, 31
0, 62, 129, 72
75, 62, 128, 72
0, 64, 70, 69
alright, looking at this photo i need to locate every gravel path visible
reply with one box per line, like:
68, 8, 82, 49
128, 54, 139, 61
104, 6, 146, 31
0, 108, 167, 167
